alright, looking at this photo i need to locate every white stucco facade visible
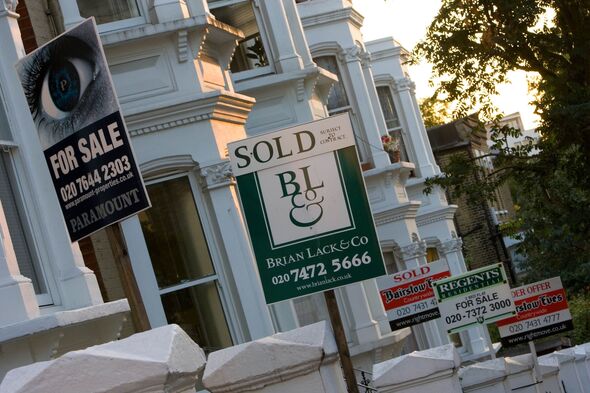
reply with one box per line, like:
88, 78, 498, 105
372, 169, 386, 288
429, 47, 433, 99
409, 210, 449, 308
0, 0, 490, 381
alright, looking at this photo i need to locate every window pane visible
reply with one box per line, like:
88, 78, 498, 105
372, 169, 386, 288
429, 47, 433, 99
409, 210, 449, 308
0, 152, 46, 294
426, 247, 440, 263
161, 281, 232, 352
314, 56, 350, 111
138, 177, 215, 289
211, 2, 269, 73
77, 0, 140, 25
376, 86, 401, 130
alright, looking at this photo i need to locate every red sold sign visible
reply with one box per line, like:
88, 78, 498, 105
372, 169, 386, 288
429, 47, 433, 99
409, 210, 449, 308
377, 260, 451, 331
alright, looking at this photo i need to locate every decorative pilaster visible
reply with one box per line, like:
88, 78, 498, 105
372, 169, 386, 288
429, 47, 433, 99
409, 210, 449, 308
339, 44, 390, 168
198, 161, 274, 340
257, 0, 303, 72
0, 201, 40, 325
1, 0, 17, 12
149, 0, 190, 24
56, 0, 83, 29
391, 77, 437, 178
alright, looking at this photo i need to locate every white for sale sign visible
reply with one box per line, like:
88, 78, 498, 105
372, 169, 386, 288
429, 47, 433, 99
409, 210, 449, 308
433, 263, 516, 334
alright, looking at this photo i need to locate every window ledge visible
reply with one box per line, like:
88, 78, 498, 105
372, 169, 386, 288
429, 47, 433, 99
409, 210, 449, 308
0, 299, 130, 343
100, 15, 243, 47
233, 65, 336, 93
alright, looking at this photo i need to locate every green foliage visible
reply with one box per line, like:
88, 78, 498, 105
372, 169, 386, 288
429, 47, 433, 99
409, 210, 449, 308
569, 289, 590, 344
419, 95, 454, 128
416, 1, 590, 295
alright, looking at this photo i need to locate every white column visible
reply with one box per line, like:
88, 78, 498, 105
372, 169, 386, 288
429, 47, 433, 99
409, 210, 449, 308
392, 77, 437, 178
360, 51, 390, 141
149, 0, 189, 23
341, 282, 381, 344
340, 44, 390, 168
396, 239, 447, 348
258, 0, 303, 73
0, 4, 103, 309
282, 0, 314, 68
0, 201, 40, 325
57, 0, 84, 29
362, 279, 390, 334
439, 236, 489, 355
186, 0, 210, 17
200, 161, 274, 340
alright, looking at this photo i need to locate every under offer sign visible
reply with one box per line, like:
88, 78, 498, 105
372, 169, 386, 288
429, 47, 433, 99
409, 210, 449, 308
377, 260, 451, 331
228, 114, 386, 304
433, 263, 516, 334
497, 277, 573, 346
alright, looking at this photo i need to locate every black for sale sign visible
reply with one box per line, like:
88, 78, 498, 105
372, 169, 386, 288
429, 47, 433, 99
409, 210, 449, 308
16, 18, 149, 241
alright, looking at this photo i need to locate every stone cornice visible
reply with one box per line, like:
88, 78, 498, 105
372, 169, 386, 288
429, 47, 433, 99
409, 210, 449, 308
373, 202, 421, 226
416, 205, 458, 227
300, 7, 364, 30
125, 91, 255, 137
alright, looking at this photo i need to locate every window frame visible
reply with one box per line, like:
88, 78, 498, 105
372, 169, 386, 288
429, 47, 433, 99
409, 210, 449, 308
375, 84, 412, 163
138, 170, 246, 345
311, 52, 369, 162
76, 0, 148, 33
1, 146, 57, 306
209, 0, 275, 80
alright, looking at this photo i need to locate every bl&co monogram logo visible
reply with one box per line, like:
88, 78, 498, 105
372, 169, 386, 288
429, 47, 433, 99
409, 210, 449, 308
276, 165, 325, 227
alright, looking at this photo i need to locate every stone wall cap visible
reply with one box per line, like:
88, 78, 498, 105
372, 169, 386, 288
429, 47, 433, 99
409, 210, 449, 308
459, 358, 507, 387
540, 351, 574, 365
203, 322, 332, 392
372, 344, 460, 388
559, 347, 586, 361
0, 324, 205, 393
505, 354, 534, 373
0, 299, 130, 344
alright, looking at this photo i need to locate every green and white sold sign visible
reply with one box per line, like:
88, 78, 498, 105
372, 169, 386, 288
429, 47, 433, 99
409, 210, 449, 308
228, 114, 386, 304
432, 263, 516, 334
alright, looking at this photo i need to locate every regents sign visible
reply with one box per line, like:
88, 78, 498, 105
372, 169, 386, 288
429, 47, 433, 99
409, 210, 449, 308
229, 114, 386, 304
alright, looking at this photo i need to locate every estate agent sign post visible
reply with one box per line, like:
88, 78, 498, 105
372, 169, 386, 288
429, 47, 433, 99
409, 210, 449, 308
229, 114, 387, 393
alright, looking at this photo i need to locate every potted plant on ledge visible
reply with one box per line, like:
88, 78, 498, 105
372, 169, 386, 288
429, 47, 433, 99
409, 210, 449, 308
381, 134, 401, 163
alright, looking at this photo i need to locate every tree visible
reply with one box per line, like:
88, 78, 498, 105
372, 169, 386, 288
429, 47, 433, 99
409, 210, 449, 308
415, 1, 590, 296
418, 95, 453, 128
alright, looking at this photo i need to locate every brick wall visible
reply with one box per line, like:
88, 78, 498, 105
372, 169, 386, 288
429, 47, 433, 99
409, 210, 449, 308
16, 1, 37, 53
434, 146, 513, 282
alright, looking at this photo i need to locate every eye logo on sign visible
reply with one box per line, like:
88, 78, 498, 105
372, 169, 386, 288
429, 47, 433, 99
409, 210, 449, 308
276, 166, 325, 227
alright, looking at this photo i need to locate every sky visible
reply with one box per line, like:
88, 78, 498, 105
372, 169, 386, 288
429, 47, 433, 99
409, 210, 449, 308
353, 0, 539, 130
